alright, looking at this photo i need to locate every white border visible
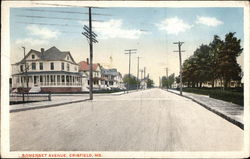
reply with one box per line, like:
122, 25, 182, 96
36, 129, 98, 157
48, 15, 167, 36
1, 1, 249, 158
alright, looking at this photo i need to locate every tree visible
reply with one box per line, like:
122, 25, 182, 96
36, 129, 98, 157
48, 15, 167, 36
209, 35, 223, 88
175, 75, 180, 84
217, 32, 243, 88
182, 32, 243, 89
122, 74, 138, 89
147, 78, 154, 88
192, 44, 212, 87
162, 73, 175, 88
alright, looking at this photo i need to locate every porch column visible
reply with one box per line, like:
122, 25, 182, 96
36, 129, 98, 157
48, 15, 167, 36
55, 75, 57, 86
64, 75, 65, 85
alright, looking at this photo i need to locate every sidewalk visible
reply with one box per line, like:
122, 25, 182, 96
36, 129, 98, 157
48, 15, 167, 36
166, 89, 243, 129
10, 95, 90, 113
9, 91, 133, 113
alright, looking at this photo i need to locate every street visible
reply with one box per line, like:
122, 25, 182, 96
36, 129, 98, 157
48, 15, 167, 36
10, 88, 243, 151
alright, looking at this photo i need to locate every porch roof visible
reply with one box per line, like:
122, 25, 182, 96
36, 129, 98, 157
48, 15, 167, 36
13, 71, 80, 76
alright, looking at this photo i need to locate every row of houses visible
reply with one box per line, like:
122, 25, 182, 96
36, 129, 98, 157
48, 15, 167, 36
11, 46, 124, 93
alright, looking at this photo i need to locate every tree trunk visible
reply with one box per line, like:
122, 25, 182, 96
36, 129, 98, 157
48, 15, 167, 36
192, 82, 195, 88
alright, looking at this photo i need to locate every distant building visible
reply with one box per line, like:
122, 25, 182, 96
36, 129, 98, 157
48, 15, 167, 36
202, 80, 242, 88
140, 78, 147, 89
101, 68, 124, 90
11, 46, 82, 92
78, 59, 104, 90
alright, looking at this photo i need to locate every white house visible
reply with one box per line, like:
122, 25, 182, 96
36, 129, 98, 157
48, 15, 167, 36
101, 68, 124, 90
11, 46, 82, 92
78, 59, 104, 90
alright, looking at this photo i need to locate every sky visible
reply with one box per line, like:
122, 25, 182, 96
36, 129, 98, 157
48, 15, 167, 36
10, 7, 244, 86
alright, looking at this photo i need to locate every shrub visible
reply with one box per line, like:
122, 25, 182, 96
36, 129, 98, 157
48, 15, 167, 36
209, 90, 243, 106
180, 87, 243, 106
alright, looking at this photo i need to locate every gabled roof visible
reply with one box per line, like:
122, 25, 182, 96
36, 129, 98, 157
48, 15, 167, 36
101, 68, 119, 76
78, 61, 100, 71
15, 46, 77, 64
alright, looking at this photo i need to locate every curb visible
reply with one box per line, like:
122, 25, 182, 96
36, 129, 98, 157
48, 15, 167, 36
10, 99, 89, 113
166, 89, 244, 130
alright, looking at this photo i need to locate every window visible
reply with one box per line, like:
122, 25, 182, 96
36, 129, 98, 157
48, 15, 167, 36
67, 56, 69, 60
31, 54, 35, 59
20, 65, 23, 72
50, 62, 54, 70
75, 66, 77, 71
39, 62, 43, 70
61, 62, 64, 70
67, 63, 70, 71
32, 63, 36, 70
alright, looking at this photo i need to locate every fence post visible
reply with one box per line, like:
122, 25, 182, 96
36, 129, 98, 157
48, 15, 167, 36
22, 92, 25, 102
48, 91, 51, 101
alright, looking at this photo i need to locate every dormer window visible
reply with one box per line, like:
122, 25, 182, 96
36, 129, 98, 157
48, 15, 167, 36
32, 54, 35, 59
67, 56, 69, 60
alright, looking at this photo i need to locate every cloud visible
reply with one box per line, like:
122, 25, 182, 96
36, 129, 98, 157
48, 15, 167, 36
156, 17, 193, 35
15, 38, 48, 46
195, 16, 223, 27
79, 19, 147, 39
26, 25, 60, 39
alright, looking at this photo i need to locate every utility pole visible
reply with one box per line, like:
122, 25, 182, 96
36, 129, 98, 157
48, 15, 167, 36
124, 49, 137, 91
136, 56, 141, 90
164, 67, 168, 90
159, 76, 161, 88
22, 46, 29, 92
82, 7, 98, 100
143, 67, 146, 79
140, 69, 143, 80
173, 41, 185, 96
89, 7, 93, 100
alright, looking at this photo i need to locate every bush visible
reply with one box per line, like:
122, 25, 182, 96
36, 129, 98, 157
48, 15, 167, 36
182, 88, 211, 95
181, 87, 243, 106
209, 90, 243, 106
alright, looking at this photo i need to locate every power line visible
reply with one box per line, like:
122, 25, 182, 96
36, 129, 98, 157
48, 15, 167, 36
16, 21, 81, 27
24, 8, 88, 15
34, 2, 108, 9
16, 15, 88, 21
24, 8, 113, 16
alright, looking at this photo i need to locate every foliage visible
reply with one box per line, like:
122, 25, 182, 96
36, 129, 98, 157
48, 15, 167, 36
175, 75, 180, 84
182, 32, 243, 89
162, 73, 175, 88
181, 87, 243, 106
123, 74, 138, 85
209, 90, 243, 106
147, 78, 154, 88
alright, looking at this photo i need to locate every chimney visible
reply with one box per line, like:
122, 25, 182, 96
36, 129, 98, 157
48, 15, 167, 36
87, 58, 89, 64
41, 48, 44, 56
